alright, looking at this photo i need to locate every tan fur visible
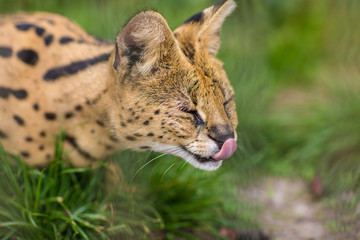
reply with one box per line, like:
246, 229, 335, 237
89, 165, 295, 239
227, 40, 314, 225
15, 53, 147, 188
0, 0, 238, 171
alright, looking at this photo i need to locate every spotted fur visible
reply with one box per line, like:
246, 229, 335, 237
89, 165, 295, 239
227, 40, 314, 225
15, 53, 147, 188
0, 0, 237, 171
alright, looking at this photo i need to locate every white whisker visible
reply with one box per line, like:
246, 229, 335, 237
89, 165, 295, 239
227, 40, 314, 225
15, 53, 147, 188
178, 159, 189, 173
132, 153, 167, 181
237, 145, 244, 152
161, 162, 177, 182
133, 150, 153, 169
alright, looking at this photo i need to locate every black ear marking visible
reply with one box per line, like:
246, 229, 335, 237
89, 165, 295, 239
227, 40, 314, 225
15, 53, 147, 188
184, 11, 204, 24
113, 42, 121, 70
123, 45, 144, 71
213, 0, 227, 12
113, 39, 145, 71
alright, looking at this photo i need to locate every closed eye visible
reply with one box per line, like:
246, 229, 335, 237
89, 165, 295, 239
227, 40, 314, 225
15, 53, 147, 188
180, 107, 205, 126
189, 110, 205, 126
223, 96, 234, 119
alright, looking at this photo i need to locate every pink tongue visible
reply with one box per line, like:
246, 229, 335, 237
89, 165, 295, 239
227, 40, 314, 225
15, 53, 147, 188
211, 138, 237, 160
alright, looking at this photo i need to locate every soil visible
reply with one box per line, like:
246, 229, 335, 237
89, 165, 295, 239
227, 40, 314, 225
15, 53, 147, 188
239, 177, 360, 240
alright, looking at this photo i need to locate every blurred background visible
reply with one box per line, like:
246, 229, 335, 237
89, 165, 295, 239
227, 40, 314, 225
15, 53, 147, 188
1, 0, 360, 239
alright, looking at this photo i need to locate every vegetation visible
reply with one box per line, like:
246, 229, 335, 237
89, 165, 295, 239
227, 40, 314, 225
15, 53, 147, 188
1, 0, 360, 238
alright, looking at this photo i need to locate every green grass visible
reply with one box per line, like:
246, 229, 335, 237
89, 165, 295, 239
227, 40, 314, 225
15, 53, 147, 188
1, 0, 360, 238
1, 133, 253, 239
0, 133, 155, 239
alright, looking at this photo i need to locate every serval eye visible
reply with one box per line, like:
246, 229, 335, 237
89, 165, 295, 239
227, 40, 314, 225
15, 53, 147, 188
190, 110, 205, 126
179, 107, 205, 127
223, 97, 233, 119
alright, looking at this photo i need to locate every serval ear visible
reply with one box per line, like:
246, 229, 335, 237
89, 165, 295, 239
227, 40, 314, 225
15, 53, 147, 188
175, 0, 236, 56
113, 11, 178, 74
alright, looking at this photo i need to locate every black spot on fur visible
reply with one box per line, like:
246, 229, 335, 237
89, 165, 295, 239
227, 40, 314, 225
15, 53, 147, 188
0, 88, 9, 99
33, 103, 39, 111
143, 120, 149, 125
35, 26, 45, 36
17, 49, 39, 66
0, 87, 27, 100
85, 88, 108, 105
121, 122, 127, 127
127, 119, 132, 123
15, 23, 33, 31
65, 112, 73, 119
39, 131, 46, 137
43, 53, 110, 81
0, 46, 12, 58
39, 145, 44, 151
158, 136, 163, 139
65, 134, 96, 160
154, 110, 160, 115
90, 129, 95, 134
126, 136, 136, 141
184, 11, 204, 24
134, 133, 142, 137
44, 112, 57, 120
46, 154, 51, 160
140, 146, 150, 149
96, 120, 105, 127
74, 105, 82, 111
44, 35, 54, 46
105, 145, 113, 150
13, 115, 25, 126
135, 116, 140, 120
59, 36, 74, 44
25, 136, 33, 142
0, 130, 7, 139
20, 151, 30, 158
147, 133, 154, 137
109, 135, 119, 142
12, 89, 28, 99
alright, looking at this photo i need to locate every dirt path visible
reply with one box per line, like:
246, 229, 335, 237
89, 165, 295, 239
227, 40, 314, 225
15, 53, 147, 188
240, 177, 329, 240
